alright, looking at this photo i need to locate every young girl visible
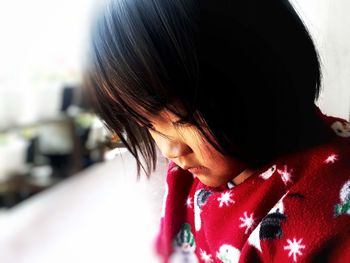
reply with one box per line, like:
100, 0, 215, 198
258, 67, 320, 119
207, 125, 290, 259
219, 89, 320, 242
86, 0, 350, 262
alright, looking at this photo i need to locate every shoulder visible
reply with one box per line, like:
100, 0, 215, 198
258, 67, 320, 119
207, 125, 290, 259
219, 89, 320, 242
256, 140, 350, 262
243, 112, 350, 262
244, 166, 350, 262
281, 119, 350, 240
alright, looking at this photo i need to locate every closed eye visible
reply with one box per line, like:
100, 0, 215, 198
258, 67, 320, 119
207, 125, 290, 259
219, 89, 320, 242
172, 118, 192, 127
146, 123, 175, 140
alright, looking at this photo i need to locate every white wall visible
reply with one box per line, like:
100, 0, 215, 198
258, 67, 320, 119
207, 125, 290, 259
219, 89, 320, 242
0, 0, 95, 130
291, 0, 350, 120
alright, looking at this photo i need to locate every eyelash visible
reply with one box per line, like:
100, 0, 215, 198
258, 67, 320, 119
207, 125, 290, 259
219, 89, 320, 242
144, 118, 191, 128
173, 119, 191, 127
144, 123, 154, 129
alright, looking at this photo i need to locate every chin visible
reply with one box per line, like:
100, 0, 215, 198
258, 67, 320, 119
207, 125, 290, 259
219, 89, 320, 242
197, 175, 230, 188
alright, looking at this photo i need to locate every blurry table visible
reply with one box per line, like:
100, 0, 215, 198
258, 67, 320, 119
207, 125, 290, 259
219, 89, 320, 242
0, 173, 61, 208
0, 148, 168, 263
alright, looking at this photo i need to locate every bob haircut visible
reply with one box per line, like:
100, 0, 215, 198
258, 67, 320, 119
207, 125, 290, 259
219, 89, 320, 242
85, 0, 332, 177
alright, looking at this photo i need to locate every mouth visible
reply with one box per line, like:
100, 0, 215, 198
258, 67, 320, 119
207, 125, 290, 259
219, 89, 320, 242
186, 166, 208, 174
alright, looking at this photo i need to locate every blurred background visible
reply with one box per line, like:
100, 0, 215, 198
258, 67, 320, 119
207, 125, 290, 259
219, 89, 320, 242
0, 0, 167, 262
0, 0, 349, 262
0, 0, 114, 209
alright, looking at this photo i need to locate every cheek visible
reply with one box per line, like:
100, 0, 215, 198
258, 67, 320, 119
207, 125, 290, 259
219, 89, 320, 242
189, 127, 223, 160
196, 140, 246, 171
203, 149, 227, 168
147, 130, 166, 154
194, 139, 223, 164
148, 130, 159, 144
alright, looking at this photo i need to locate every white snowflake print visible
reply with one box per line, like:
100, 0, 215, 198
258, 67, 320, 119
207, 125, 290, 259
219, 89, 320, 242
217, 191, 235, 208
283, 238, 306, 262
239, 211, 255, 234
186, 197, 193, 208
324, 154, 338, 164
277, 165, 293, 185
200, 249, 214, 263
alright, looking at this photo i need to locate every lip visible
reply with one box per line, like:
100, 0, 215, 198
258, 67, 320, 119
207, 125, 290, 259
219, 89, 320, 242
186, 166, 208, 174
181, 165, 199, 170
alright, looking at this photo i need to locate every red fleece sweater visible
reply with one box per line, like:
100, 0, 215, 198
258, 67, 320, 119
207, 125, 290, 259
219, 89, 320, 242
156, 110, 350, 263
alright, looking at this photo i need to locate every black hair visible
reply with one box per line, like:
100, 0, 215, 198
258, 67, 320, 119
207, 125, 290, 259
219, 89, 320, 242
85, 0, 332, 177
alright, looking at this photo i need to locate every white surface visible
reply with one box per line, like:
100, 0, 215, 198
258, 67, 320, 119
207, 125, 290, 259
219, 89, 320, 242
0, 148, 168, 263
291, 0, 350, 120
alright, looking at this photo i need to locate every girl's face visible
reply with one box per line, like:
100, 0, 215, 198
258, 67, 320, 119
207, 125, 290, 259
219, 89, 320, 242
145, 109, 248, 187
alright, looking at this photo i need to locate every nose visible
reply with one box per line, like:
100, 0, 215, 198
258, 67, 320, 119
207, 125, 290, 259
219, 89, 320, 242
159, 139, 192, 160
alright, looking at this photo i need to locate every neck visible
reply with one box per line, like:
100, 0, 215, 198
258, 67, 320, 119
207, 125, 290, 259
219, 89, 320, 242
232, 168, 256, 185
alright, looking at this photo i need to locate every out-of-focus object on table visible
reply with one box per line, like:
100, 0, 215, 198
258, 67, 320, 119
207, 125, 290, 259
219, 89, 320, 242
0, 133, 29, 183
0, 110, 125, 208
0, 148, 168, 263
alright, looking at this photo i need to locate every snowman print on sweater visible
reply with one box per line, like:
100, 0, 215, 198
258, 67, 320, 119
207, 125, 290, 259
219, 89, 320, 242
259, 197, 287, 240
170, 223, 198, 263
259, 165, 277, 180
194, 189, 213, 231
334, 180, 350, 216
331, 120, 350, 138
216, 244, 241, 263
248, 194, 287, 252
